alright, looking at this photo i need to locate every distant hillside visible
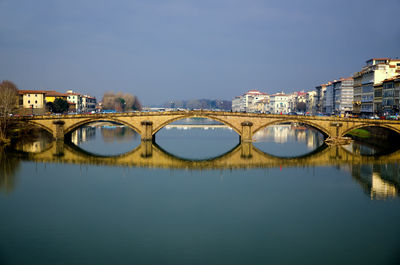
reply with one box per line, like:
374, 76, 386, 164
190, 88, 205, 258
161, 99, 232, 110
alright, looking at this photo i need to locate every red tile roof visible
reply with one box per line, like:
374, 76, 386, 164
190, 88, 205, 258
18, 90, 47, 95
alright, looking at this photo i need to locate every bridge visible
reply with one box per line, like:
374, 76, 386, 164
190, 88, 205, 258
17, 141, 400, 170
18, 110, 400, 143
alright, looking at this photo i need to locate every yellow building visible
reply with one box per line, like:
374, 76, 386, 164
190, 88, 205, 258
45, 91, 68, 103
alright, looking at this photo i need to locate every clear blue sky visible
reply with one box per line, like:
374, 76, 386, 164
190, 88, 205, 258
1, 0, 399, 105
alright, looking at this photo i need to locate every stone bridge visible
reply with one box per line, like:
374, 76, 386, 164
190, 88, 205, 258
18, 110, 400, 143
18, 141, 400, 170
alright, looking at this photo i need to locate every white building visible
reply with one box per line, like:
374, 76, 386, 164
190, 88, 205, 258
268, 92, 289, 114
82, 95, 97, 112
232, 90, 269, 113
66, 90, 82, 112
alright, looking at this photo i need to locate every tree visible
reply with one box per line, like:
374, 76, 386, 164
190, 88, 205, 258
50, 98, 69, 113
0, 80, 18, 143
102, 91, 142, 111
296, 102, 307, 112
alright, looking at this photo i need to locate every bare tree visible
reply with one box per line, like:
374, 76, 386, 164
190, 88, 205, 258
102, 91, 142, 111
0, 81, 18, 143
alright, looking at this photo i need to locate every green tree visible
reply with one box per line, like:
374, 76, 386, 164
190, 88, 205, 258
52, 98, 69, 113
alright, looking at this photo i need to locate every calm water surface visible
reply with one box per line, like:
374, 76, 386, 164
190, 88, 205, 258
0, 119, 399, 265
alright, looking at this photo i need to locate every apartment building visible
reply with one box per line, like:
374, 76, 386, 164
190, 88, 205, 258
381, 76, 400, 114
315, 83, 329, 113
333, 77, 354, 115
353, 58, 400, 115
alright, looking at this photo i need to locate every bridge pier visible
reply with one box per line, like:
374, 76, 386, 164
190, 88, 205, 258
325, 122, 352, 145
240, 121, 253, 142
53, 120, 65, 140
53, 140, 65, 156
240, 142, 253, 159
141, 141, 153, 158
141, 121, 154, 142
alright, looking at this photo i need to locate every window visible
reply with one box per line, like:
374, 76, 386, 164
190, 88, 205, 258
35, 94, 37, 97
35, 100, 37, 104
28, 100, 30, 103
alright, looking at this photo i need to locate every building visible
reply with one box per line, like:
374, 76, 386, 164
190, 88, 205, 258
315, 83, 330, 113
232, 90, 269, 113
381, 76, 400, 115
333, 77, 354, 115
18, 90, 46, 110
82, 95, 97, 112
306, 91, 317, 114
268, 92, 289, 114
66, 90, 82, 112
324, 82, 335, 114
353, 58, 400, 116
288, 91, 307, 113
45, 91, 69, 104
352, 72, 363, 115
232, 96, 244, 112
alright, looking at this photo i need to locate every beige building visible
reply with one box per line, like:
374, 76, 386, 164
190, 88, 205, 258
18, 90, 46, 114
353, 58, 400, 115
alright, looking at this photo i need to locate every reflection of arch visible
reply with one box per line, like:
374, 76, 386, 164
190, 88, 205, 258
341, 124, 400, 137
65, 140, 142, 158
64, 118, 141, 135
25, 121, 54, 135
21, 140, 400, 169
252, 143, 328, 159
152, 115, 241, 136
253, 119, 330, 138
152, 141, 241, 162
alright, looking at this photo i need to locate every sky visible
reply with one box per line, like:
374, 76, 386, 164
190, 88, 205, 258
1, 0, 399, 105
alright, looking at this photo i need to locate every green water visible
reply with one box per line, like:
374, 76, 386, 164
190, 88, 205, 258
0, 120, 399, 265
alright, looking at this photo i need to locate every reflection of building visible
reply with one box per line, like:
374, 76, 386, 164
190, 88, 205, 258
351, 164, 399, 200
253, 124, 324, 149
71, 126, 96, 145
16, 139, 51, 153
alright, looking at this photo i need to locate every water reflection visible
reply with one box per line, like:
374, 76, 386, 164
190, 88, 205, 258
3, 124, 400, 200
69, 122, 140, 156
0, 147, 20, 194
351, 164, 399, 200
156, 118, 237, 160
253, 124, 325, 157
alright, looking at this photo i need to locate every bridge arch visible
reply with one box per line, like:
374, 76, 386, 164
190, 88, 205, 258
63, 117, 141, 136
25, 120, 54, 136
341, 123, 400, 137
152, 114, 242, 136
252, 118, 331, 138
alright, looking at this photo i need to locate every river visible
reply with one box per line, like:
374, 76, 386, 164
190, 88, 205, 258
0, 118, 399, 265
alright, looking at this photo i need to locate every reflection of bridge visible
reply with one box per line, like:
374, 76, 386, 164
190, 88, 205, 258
19, 111, 400, 143
20, 141, 400, 170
